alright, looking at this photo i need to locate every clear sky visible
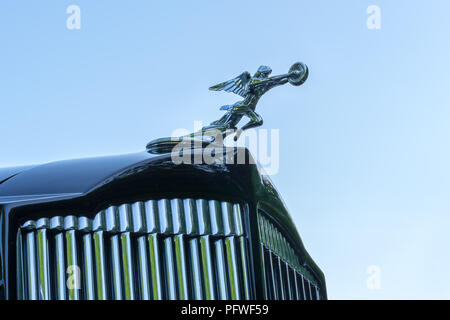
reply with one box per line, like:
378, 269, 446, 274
1, 1, 450, 299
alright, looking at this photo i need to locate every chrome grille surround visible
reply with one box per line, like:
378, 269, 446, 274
258, 213, 321, 300
16, 199, 252, 300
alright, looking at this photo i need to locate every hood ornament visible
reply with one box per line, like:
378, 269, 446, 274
147, 62, 308, 152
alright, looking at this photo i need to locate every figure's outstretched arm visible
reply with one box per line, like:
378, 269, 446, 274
249, 74, 289, 92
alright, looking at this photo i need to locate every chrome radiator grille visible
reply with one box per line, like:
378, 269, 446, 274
16, 199, 251, 300
258, 213, 321, 300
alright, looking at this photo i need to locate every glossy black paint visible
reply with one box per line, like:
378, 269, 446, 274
0, 147, 326, 300
0, 165, 36, 185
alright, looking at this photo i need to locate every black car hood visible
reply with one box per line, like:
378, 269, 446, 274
0, 152, 155, 199
0, 165, 36, 184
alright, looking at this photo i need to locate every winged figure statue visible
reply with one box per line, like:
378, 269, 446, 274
203, 62, 309, 140
146, 62, 309, 152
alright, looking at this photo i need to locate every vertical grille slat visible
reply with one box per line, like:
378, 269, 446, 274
54, 230, 67, 300
277, 257, 286, 300
299, 274, 307, 299
184, 199, 199, 235
120, 232, 135, 300
268, 251, 279, 300
222, 202, 235, 236
210, 201, 224, 236
159, 199, 173, 235
197, 200, 212, 235
173, 234, 189, 300
110, 234, 123, 300
304, 275, 311, 300
214, 238, 228, 300
25, 231, 38, 300
16, 231, 25, 300
200, 235, 215, 300
16, 199, 250, 300
164, 237, 177, 300
80, 216, 95, 300
287, 266, 296, 300
93, 231, 107, 300
137, 235, 151, 300
239, 237, 251, 300
225, 236, 240, 299
233, 204, 244, 236
82, 232, 95, 300
148, 233, 163, 300
65, 228, 80, 300
189, 238, 203, 300
118, 204, 136, 300
307, 277, 313, 300
293, 270, 300, 300
36, 223, 51, 300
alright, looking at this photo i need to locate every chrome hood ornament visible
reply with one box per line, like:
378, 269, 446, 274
147, 62, 308, 152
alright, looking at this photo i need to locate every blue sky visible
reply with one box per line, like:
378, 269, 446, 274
1, 1, 450, 299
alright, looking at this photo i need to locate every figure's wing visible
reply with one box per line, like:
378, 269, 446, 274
209, 71, 251, 98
